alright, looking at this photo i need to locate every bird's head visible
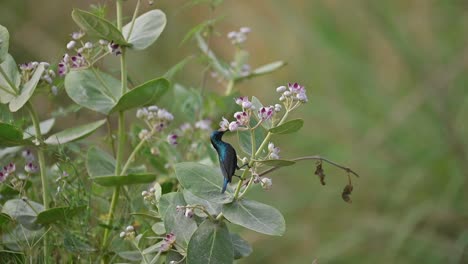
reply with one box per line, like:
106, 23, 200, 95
210, 130, 226, 142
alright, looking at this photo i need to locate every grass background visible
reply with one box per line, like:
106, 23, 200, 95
2, 0, 468, 263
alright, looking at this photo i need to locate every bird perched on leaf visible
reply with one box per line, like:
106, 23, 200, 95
210, 130, 239, 193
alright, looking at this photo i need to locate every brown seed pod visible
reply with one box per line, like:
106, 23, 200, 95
314, 162, 326, 185
342, 184, 353, 203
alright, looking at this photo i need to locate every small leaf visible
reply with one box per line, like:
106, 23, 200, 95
44, 119, 106, 145
196, 34, 232, 79
0, 54, 20, 104
187, 220, 233, 264
110, 78, 169, 113
162, 192, 197, 247
142, 241, 164, 255
0, 212, 12, 226
1, 199, 44, 230
0, 25, 9, 63
86, 146, 116, 177
65, 68, 121, 115
255, 159, 296, 167
117, 251, 142, 261
174, 162, 234, 204
23, 118, 55, 139
35, 205, 86, 225
0, 122, 29, 147
71, 9, 127, 45
222, 199, 285, 236
231, 233, 252, 259
9, 63, 45, 112
90, 173, 156, 186
269, 119, 304, 135
122, 10, 166, 50
250, 61, 286, 77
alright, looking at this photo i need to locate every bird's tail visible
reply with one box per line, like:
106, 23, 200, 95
221, 178, 229, 193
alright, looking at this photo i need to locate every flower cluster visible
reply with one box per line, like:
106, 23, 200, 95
219, 96, 277, 132
0, 162, 15, 182
277, 82, 308, 104
142, 187, 158, 203
252, 173, 273, 190
19, 61, 57, 93
136, 105, 175, 141
159, 232, 177, 252
268, 142, 280, 159
119, 225, 136, 240
227, 27, 251, 45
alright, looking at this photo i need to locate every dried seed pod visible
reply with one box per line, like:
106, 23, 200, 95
342, 184, 353, 203
314, 162, 326, 185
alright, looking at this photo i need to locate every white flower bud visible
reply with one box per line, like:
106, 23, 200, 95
276, 86, 286, 93
84, 42, 93, 49
66, 40, 76, 50
261, 177, 273, 190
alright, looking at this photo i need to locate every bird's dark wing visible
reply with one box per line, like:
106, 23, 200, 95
221, 143, 238, 183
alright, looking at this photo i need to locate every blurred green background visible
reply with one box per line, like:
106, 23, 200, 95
2, 0, 468, 263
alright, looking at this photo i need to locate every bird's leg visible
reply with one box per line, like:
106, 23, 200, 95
238, 163, 251, 169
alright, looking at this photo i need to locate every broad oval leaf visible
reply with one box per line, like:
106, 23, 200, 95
0, 25, 9, 63
122, 9, 166, 50
0, 122, 29, 147
44, 119, 106, 145
269, 119, 304, 135
110, 78, 169, 113
23, 118, 55, 139
90, 173, 156, 186
86, 146, 116, 177
9, 63, 45, 112
162, 192, 197, 247
174, 162, 234, 204
71, 9, 127, 45
151, 222, 166, 235
2, 198, 44, 230
255, 159, 296, 167
231, 233, 252, 259
187, 220, 233, 264
222, 199, 285, 236
65, 68, 121, 115
0, 54, 20, 104
36, 205, 86, 225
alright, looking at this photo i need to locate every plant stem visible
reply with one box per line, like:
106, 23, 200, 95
121, 134, 148, 176
25, 102, 49, 263
101, 1, 127, 260
225, 79, 234, 95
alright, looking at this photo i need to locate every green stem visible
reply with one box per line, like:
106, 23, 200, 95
125, 0, 141, 40
121, 133, 147, 176
0, 66, 19, 94
101, 2, 127, 260
25, 102, 49, 263
225, 79, 234, 95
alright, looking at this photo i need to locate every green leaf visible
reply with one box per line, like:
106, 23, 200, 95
158, 192, 179, 219
183, 190, 222, 217
65, 68, 121, 115
250, 61, 286, 77
167, 251, 185, 264
23, 118, 55, 139
164, 56, 193, 81
0, 54, 20, 104
0, 212, 12, 226
44, 119, 106, 145
222, 199, 285, 236
71, 9, 127, 45
90, 173, 156, 186
174, 162, 234, 204
255, 159, 296, 167
151, 222, 166, 235
187, 220, 233, 264
162, 192, 197, 247
231, 233, 252, 259
35, 205, 86, 225
86, 146, 115, 177
251, 96, 272, 129
0, 25, 9, 63
122, 9, 166, 50
117, 251, 142, 262
0, 122, 29, 147
238, 123, 266, 156
9, 63, 45, 112
110, 78, 169, 113
269, 119, 304, 135
1, 199, 44, 230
